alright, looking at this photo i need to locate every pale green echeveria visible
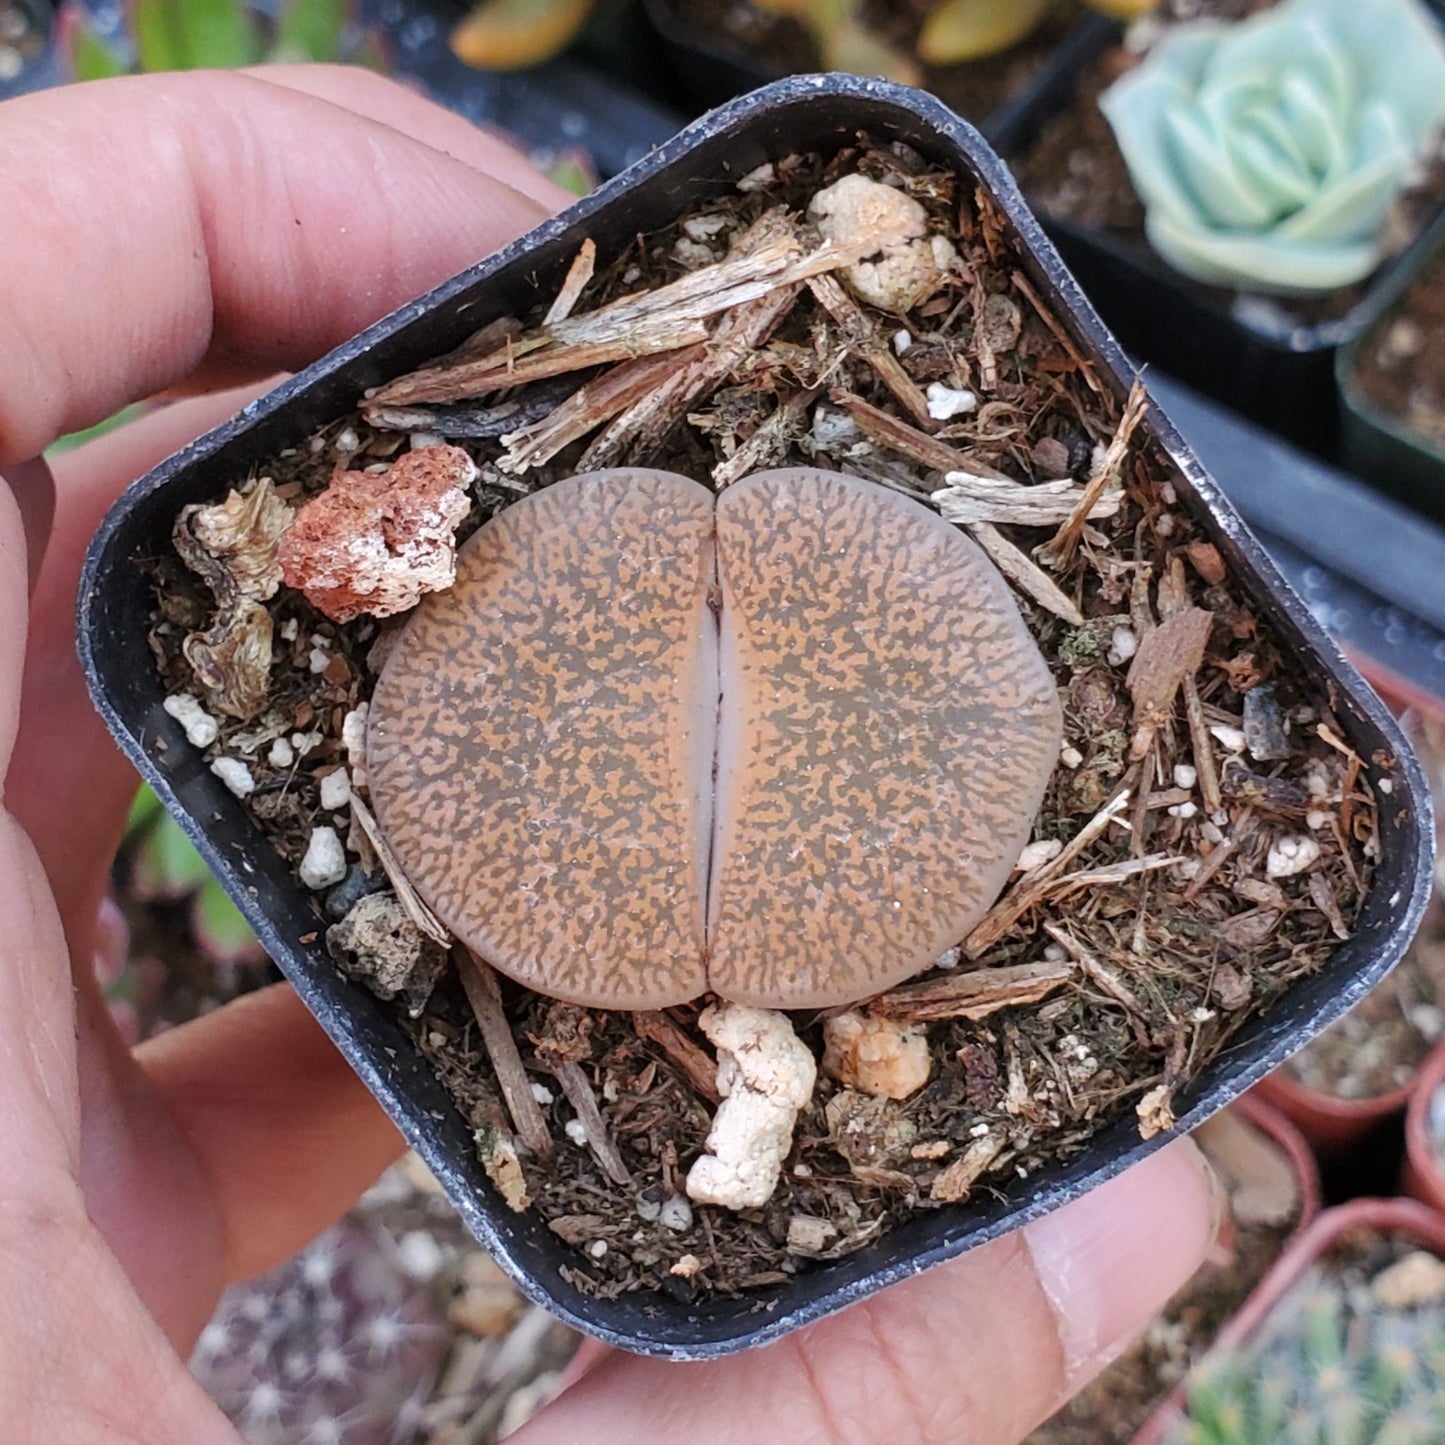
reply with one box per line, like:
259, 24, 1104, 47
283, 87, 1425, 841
1099, 0, 1445, 292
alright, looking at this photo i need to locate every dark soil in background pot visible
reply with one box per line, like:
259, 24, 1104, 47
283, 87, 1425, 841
1011, 0, 1445, 335
1027, 1105, 1312, 1444
659, 0, 1076, 129
0, 0, 46, 78
1280, 716, 1445, 1102
142, 134, 1383, 1307
1350, 242, 1445, 455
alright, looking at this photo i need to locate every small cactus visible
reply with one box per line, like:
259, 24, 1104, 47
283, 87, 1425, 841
1172, 1267, 1445, 1444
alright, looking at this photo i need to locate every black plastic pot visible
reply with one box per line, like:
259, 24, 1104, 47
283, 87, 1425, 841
79, 74, 1434, 1357
1001, 17, 1445, 458
1337, 211, 1445, 527
641, 0, 1115, 149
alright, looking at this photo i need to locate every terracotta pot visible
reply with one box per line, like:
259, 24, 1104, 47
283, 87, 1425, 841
1403, 1038, 1445, 1212
1134, 1196, 1445, 1444
1250, 1068, 1413, 1158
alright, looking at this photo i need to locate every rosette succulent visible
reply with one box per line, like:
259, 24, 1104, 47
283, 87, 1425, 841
1099, 0, 1445, 292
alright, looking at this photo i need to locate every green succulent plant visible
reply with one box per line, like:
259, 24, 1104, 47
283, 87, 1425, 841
1099, 0, 1445, 292
61, 0, 383, 81
1172, 1278, 1445, 1445
126, 785, 262, 968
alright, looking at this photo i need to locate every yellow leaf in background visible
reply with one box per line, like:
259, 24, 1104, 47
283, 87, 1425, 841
917, 0, 1054, 65
820, 17, 922, 84
451, 0, 594, 70
1086, 0, 1158, 16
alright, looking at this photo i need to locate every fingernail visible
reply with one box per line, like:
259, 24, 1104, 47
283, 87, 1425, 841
1023, 1139, 1218, 1392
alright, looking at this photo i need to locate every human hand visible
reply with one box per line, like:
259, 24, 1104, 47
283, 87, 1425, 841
0, 69, 1218, 1443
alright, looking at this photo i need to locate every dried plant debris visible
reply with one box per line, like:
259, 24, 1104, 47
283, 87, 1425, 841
145, 141, 1385, 1302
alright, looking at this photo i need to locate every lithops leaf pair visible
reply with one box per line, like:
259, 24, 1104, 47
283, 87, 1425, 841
367, 467, 1061, 1011
1100, 0, 1445, 292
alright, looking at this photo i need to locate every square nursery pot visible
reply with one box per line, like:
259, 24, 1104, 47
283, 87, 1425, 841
1338, 210, 1445, 528
1000, 16, 1445, 458
80, 74, 1434, 1357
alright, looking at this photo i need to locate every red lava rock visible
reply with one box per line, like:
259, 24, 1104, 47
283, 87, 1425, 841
278, 445, 477, 622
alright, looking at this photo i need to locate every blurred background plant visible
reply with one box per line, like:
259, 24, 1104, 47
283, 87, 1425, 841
451, 0, 1159, 83
1172, 1267, 1445, 1443
1098, 0, 1445, 292
59, 0, 384, 80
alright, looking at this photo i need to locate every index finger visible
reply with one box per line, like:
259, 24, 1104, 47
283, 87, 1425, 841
0, 68, 556, 461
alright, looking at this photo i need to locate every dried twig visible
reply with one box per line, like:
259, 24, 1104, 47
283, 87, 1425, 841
868, 958, 1073, 1021
456, 950, 553, 1159
965, 788, 1134, 957
808, 274, 935, 429
833, 391, 1011, 478
551, 1061, 633, 1188
933, 472, 1122, 527
1041, 379, 1148, 567
371, 212, 854, 406
1183, 674, 1224, 815
1042, 923, 1148, 1019
1010, 268, 1102, 395
349, 795, 450, 945
577, 282, 801, 471
632, 1010, 722, 1103
969, 522, 1084, 625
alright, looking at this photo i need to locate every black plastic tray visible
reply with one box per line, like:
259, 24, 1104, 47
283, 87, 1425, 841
79, 75, 1434, 1357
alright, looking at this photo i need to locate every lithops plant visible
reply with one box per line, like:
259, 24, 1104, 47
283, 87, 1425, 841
1099, 0, 1445, 292
367, 466, 1062, 1011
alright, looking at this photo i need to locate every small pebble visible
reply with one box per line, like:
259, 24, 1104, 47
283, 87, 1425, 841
299, 826, 347, 889
268, 737, 295, 769
925, 382, 978, 420
1210, 725, 1247, 753
1060, 745, 1084, 769
658, 1194, 693, 1232
162, 692, 219, 749
1173, 764, 1197, 790
588, 1240, 608, 1259
319, 768, 351, 811
1266, 833, 1320, 878
1107, 626, 1138, 666
564, 1119, 588, 1147
531, 1082, 555, 1106
1168, 801, 1198, 819
891, 328, 913, 354
1015, 837, 1063, 871
210, 757, 255, 799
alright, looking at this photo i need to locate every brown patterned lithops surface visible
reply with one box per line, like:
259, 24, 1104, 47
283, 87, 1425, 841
367, 466, 1062, 1010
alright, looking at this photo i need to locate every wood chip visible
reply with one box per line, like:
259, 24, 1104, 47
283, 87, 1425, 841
1042, 923, 1148, 1019
932, 472, 1122, 527
543, 238, 596, 326
457, 950, 553, 1159
370, 210, 855, 407
1127, 607, 1214, 757
632, 1010, 722, 1103
1183, 674, 1224, 815
868, 959, 1073, 1021
1136, 1083, 1176, 1140
929, 1133, 1005, 1203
